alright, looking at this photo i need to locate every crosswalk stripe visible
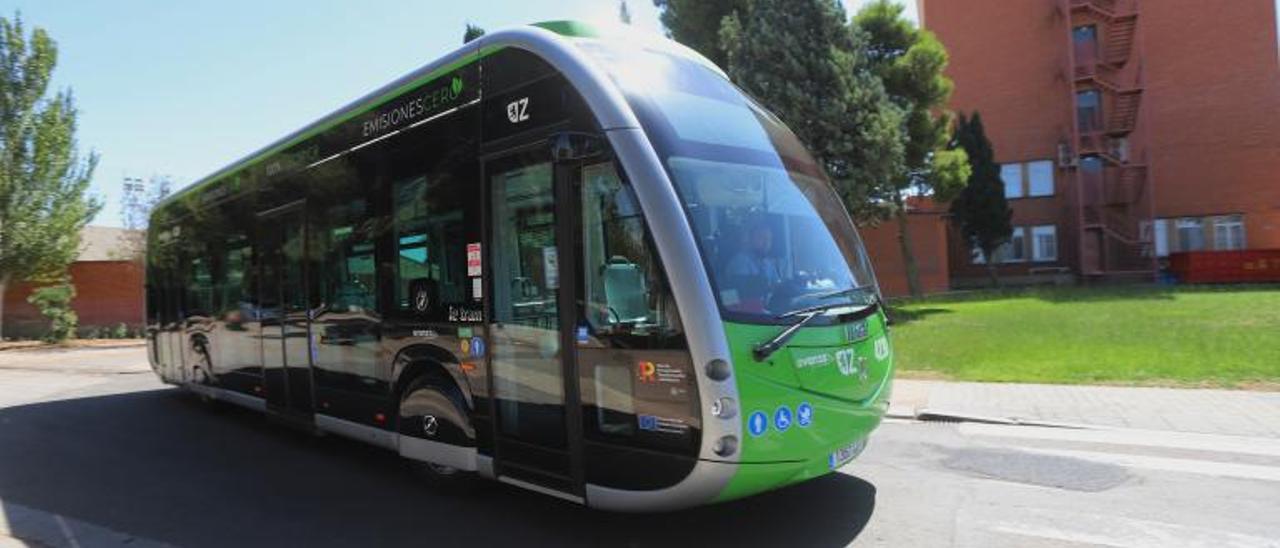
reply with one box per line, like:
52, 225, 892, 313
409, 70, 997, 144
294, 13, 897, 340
1016, 446, 1280, 483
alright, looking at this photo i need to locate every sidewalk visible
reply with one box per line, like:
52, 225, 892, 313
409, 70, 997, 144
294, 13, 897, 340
890, 379, 1280, 439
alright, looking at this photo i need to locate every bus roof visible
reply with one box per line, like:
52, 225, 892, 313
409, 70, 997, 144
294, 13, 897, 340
153, 20, 720, 215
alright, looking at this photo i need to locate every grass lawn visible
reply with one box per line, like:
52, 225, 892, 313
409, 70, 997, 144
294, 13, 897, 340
889, 285, 1280, 388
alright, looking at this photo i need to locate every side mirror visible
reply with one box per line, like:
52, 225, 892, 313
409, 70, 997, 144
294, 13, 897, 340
550, 132, 608, 162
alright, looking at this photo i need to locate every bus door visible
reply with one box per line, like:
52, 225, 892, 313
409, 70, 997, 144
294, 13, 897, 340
256, 202, 315, 417
485, 145, 586, 500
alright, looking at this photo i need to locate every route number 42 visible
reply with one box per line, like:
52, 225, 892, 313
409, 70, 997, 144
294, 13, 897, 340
507, 97, 530, 124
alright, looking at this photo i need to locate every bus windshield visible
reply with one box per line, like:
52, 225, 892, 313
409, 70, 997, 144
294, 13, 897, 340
582, 41, 879, 323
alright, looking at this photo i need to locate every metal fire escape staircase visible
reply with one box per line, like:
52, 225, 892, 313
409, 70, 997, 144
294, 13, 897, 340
1063, 0, 1157, 278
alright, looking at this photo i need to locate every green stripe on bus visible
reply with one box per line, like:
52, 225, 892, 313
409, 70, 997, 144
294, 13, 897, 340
532, 20, 602, 38
158, 44, 504, 210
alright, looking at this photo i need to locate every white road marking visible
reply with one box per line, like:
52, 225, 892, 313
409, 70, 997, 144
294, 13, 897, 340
959, 422, 1280, 458
1016, 446, 1280, 483
970, 507, 1278, 548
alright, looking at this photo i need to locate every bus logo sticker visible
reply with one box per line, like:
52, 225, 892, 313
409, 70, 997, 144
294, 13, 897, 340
836, 349, 856, 376
874, 336, 890, 361
413, 287, 431, 312
797, 402, 813, 427
774, 406, 793, 432
796, 353, 830, 369
748, 411, 768, 437
469, 337, 486, 358
637, 361, 657, 383
507, 97, 530, 124
638, 414, 689, 434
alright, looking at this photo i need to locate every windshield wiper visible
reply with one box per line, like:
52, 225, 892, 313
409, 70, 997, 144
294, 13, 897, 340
812, 285, 876, 302
751, 300, 880, 362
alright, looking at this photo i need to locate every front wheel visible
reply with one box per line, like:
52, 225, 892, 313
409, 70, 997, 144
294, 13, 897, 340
398, 376, 476, 489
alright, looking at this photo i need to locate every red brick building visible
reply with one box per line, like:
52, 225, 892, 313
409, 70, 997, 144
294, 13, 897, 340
860, 197, 951, 297
919, 0, 1280, 286
3, 226, 145, 338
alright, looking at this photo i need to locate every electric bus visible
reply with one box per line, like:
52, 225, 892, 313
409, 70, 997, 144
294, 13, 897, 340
145, 20, 893, 512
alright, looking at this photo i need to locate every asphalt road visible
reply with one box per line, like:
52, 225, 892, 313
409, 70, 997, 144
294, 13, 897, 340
0, 347, 1277, 547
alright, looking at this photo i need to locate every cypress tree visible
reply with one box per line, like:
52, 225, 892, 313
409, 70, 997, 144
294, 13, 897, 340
950, 112, 1012, 287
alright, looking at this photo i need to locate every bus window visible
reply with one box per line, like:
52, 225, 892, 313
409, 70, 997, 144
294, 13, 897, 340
392, 171, 470, 318
187, 255, 214, 317
318, 200, 377, 314
579, 162, 679, 339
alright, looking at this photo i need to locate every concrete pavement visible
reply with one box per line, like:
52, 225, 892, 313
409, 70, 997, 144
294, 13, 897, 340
2, 345, 1279, 546
890, 378, 1280, 438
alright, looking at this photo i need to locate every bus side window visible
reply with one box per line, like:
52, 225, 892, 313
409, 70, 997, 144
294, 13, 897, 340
318, 200, 377, 314
391, 172, 469, 318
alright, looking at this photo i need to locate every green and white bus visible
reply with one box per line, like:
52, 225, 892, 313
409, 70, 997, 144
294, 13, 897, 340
146, 21, 893, 511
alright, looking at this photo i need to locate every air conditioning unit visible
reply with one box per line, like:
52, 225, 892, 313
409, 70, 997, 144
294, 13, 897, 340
1057, 142, 1077, 167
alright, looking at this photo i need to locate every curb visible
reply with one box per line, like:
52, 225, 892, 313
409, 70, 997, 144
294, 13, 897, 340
891, 406, 1100, 430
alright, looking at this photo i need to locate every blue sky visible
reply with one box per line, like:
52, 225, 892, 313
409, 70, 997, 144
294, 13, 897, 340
4, 1, 912, 227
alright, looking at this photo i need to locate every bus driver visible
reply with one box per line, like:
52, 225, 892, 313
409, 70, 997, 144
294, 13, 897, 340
725, 221, 781, 312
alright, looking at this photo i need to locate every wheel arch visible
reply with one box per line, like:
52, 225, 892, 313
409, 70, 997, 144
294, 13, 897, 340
391, 343, 474, 411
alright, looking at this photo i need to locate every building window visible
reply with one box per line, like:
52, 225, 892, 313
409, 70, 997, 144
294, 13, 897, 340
1031, 225, 1057, 262
1213, 215, 1245, 250
1000, 163, 1024, 199
1073, 25, 1098, 64
993, 227, 1026, 263
1027, 161, 1054, 197
971, 227, 1028, 264
1077, 90, 1102, 133
1175, 218, 1205, 252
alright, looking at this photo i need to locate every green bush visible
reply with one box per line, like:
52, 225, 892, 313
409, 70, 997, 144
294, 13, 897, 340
27, 283, 78, 342
112, 323, 129, 339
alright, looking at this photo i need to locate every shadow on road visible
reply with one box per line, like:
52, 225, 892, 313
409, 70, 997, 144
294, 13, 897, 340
0, 388, 876, 547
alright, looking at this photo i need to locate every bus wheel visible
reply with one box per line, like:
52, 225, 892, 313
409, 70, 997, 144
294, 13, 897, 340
399, 376, 475, 489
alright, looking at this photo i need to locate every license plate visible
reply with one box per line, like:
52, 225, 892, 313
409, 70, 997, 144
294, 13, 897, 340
828, 439, 866, 469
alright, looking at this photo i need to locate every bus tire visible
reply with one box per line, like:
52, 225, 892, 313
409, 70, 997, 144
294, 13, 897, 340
399, 375, 475, 490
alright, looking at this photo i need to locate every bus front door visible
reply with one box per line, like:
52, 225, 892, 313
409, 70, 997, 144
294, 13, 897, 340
486, 147, 585, 501
257, 202, 315, 418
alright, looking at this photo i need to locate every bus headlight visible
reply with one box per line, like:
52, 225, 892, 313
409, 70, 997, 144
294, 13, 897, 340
713, 435, 738, 457
710, 397, 737, 419
705, 359, 732, 381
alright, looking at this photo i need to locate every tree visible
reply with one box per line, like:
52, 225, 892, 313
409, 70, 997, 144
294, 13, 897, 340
27, 281, 76, 341
950, 112, 1011, 287
854, 0, 968, 297
619, 1, 633, 25
463, 23, 485, 44
719, 0, 904, 222
118, 174, 173, 262
0, 14, 102, 339
651, 0, 746, 67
